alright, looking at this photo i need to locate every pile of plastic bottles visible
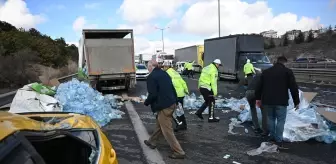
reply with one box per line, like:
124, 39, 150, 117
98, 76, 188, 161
55, 79, 124, 127
181, 90, 336, 144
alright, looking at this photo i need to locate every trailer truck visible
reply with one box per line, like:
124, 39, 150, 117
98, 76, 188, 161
174, 45, 204, 72
78, 29, 136, 91
204, 34, 272, 81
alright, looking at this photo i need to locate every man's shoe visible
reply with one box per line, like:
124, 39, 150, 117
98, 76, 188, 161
261, 131, 269, 137
254, 128, 263, 134
208, 117, 220, 123
144, 140, 156, 149
168, 153, 186, 159
195, 112, 204, 120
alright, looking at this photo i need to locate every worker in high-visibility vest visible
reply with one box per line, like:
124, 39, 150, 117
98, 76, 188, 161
163, 63, 189, 132
195, 59, 221, 123
244, 59, 256, 86
184, 61, 194, 78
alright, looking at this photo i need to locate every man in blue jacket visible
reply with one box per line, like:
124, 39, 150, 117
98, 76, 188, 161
143, 60, 186, 159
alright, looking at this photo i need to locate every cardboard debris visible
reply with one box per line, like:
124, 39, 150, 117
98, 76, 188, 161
302, 92, 317, 103
316, 108, 336, 124
120, 94, 144, 102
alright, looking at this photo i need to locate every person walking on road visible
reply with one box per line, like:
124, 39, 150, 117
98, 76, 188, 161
244, 59, 256, 83
255, 56, 300, 149
185, 61, 194, 78
163, 63, 189, 132
195, 59, 221, 123
245, 73, 268, 136
143, 60, 186, 159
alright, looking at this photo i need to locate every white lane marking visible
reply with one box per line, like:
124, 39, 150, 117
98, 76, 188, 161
123, 93, 165, 164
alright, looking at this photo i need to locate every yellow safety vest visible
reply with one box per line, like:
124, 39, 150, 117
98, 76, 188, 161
198, 63, 218, 96
244, 62, 255, 75
166, 68, 189, 97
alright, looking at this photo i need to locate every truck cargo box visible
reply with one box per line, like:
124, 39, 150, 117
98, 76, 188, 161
83, 29, 135, 76
204, 35, 264, 74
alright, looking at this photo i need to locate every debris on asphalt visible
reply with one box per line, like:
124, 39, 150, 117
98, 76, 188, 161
55, 79, 125, 127
223, 154, 230, 159
182, 90, 336, 143
247, 142, 278, 156
228, 118, 244, 135
245, 128, 249, 133
232, 161, 242, 164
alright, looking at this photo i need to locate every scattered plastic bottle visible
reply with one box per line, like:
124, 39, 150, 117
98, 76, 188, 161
245, 128, 249, 133
323, 135, 334, 144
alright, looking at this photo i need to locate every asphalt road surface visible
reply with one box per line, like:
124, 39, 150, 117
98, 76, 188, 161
105, 76, 336, 164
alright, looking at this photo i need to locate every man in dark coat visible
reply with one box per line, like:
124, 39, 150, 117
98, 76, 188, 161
255, 56, 300, 148
143, 60, 186, 159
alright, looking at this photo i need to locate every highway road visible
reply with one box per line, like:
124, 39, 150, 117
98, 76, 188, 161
1, 75, 336, 164
101, 76, 336, 164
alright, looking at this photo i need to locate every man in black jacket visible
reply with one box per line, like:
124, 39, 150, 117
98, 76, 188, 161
255, 56, 300, 148
143, 61, 185, 159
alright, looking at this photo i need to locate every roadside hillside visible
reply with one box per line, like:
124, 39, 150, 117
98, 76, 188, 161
264, 31, 336, 62
0, 21, 78, 90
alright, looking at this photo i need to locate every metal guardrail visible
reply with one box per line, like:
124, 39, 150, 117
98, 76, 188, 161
287, 63, 336, 69
0, 73, 78, 108
292, 68, 336, 84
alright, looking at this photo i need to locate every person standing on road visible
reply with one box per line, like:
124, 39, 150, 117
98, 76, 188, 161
255, 56, 300, 148
245, 73, 268, 135
195, 59, 221, 123
163, 63, 189, 132
143, 60, 186, 159
244, 59, 256, 83
185, 61, 194, 78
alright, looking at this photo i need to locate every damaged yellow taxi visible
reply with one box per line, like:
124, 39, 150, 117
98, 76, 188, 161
0, 111, 118, 164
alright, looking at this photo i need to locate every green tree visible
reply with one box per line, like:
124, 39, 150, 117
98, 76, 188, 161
0, 21, 17, 32
306, 30, 314, 42
295, 31, 304, 44
29, 28, 41, 37
282, 33, 289, 46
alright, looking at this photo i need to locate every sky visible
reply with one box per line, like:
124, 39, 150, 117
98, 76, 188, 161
0, 0, 335, 54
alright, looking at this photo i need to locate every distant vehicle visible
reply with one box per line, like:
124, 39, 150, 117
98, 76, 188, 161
176, 61, 187, 74
78, 29, 136, 91
317, 58, 336, 63
294, 57, 318, 63
152, 51, 175, 66
204, 34, 273, 81
0, 112, 118, 164
175, 45, 204, 72
136, 64, 149, 79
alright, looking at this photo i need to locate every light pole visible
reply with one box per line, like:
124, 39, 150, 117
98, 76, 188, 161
155, 26, 169, 52
218, 0, 221, 37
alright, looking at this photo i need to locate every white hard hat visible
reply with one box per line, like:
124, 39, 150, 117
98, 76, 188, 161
213, 59, 222, 65
247, 59, 250, 63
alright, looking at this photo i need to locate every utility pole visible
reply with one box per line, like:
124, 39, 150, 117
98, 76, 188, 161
155, 26, 169, 52
218, 0, 221, 37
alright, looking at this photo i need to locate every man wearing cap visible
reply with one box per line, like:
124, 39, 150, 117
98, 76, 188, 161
163, 63, 189, 132
195, 59, 221, 122
144, 60, 186, 159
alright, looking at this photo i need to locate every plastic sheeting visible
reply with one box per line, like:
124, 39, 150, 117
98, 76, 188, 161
10, 85, 62, 113
247, 142, 278, 156
55, 79, 124, 127
180, 90, 336, 143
